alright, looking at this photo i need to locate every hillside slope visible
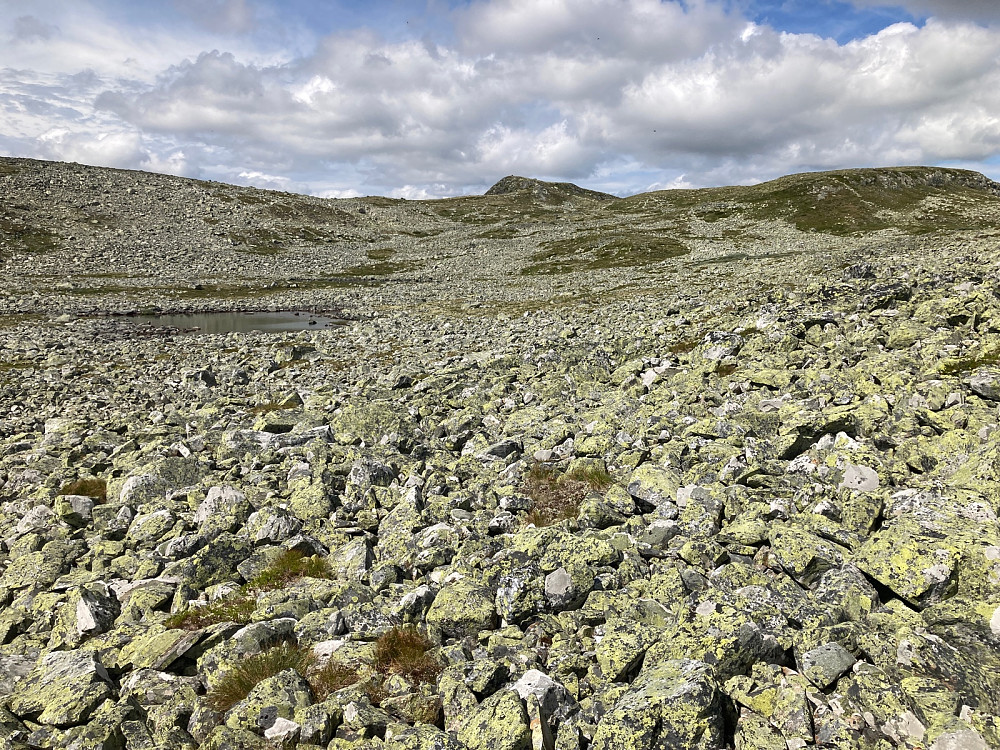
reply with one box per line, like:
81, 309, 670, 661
2, 159, 1000, 749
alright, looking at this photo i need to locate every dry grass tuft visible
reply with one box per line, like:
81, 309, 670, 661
248, 549, 332, 591
58, 477, 107, 503
372, 626, 442, 685
521, 462, 614, 526
309, 659, 362, 702
205, 642, 316, 713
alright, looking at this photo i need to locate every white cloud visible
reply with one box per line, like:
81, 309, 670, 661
36, 127, 147, 167
2, 0, 1000, 197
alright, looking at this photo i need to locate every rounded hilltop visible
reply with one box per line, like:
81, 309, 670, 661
485, 175, 618, 203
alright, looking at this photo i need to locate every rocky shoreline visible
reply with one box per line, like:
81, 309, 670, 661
3, 159, 1000, 749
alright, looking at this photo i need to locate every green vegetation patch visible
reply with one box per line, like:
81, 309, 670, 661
340, 260, 422, 277
165, 550, 332, 630
246, 549, 331, 590
523, 231, 689, 275
229, 228, 283, 255
0, 212, 58, 256
165, 596, 256, 631
607, 167, 1000, 236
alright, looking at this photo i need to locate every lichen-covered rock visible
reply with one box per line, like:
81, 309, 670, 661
201, 725, 269, 749
511, 669, 578, 726
797, 641, 857, 689
225, 668, 313, 733
384, 723, 462, 750
590, 659, 726, 750
47, 582, 120, 649
245, 506, 302, 545
426, 577, 498, 640
456, 689, 531, 750
768, 523, 850, 587
195, 485, 252, 537
9, 650, 113, 726
626, 464, 682, 509
725, 663, 814, 746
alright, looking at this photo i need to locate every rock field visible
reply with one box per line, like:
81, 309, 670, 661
3, 157, 1000, 749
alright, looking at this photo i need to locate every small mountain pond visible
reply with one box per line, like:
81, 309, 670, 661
126, 311, 348, 334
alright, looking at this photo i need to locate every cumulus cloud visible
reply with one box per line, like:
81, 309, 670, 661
3, 0, 1000, 196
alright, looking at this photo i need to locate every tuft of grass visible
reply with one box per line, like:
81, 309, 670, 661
166, 551, 331, 631
247, 549, 332, 591
566, 464, 615, 491
164, 594, 256, 631
309, 660, 362, 702
520, 462, 614, 527
58, 477, 107, 503
372, 626, 442, 685
205, 642, 316, 713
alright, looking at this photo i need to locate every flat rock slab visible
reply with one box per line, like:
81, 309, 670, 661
9, 650, 113, 726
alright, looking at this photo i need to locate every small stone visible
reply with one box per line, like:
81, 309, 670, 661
798, 642, 856, 689
839, 463, 879, 492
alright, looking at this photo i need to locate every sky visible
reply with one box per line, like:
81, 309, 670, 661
1, 0, 1000, 199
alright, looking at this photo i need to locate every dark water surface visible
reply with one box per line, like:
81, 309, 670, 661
128, 311, 348, 334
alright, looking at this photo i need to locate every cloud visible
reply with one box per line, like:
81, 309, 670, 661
173, 0, 257, 34
11, 15, 58, 42
3, 0, 1000, 197
849, 0, 1000, 24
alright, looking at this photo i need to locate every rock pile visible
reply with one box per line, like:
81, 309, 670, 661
2, 161, 1000, 750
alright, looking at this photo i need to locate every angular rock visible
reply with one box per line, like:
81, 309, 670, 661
456, 689, 530, 750
9, 650, 113, 726
591, 659, 725, 750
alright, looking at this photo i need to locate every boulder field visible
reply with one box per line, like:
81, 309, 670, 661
2, 160, 1000, 749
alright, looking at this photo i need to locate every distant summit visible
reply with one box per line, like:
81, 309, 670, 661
485, 175, 617, 204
